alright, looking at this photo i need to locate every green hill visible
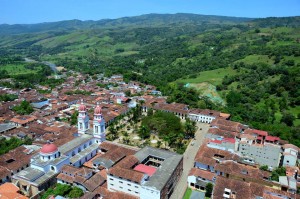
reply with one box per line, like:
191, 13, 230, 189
0, 13, 299, 145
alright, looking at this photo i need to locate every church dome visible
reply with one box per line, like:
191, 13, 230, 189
79, 100, 86, 112
94, 104, 102, 115
40, 143, 58, 154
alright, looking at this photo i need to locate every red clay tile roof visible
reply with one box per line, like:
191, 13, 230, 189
213, 176, 253, 198
100, 142, 120, 151
76, 167, 93, 177
214, 160, 270, 180
82, 172, 106, 192
188, 168, 216, 181
210, 119, 246, 132
283, 144, 299, 151
219, 112, 230, 119
207, 128, 238, 138
194, 144, 240, 165
244, 129, 268, 137
0, 182, 29, 199
10, 115, 37, 125
57, 173, 74, 184
74, 175, 87, 184
94, 186, 138, 199
60, 165, 79, 175
265, 136, 280, 142
109, 167, 145, 183
0, 166, 10, 179
83, 153, 103, 169
115, 155, 139, 169
0, 146, 31, 172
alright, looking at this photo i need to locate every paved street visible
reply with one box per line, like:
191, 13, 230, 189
170, 122, 209, 199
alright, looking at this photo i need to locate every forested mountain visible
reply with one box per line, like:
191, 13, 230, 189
0, 13, 299, 145
0, 13, 252, 35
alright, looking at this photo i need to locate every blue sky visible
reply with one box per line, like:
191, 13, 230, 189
1, 0, 299, 24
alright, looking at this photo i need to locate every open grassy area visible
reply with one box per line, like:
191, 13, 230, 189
235, 54, 274, 65
177, 67, 237, 86
183, 188, 192, 199
175, 67, 238, 105
0, 63, 41, 75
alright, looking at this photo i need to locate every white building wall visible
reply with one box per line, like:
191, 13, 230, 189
140, 186, 160, 199
187, 176, 196, 185
31, 157, 69, 173
188, 114, 215, 123
72, 148, 97, 167
283, 155, 297, 167
65, 140, 94, 157
107, 175, 141, 197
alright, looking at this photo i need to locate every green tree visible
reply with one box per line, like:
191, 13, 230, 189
138, 125, 150, 139
259, 165, 268, 171
12, 100, 34, 115
125, 90, 131, 97
271, 167, 286, 181
54, 184, 72, 196
0, 94, 18, 102
132, 104, 142, 122
68, 187, 83, 198
184, 118, 197, 138
0, 137, 29, 155
108, 125, 118, 140
147, 108, 154, 116
281, 112, 295, 126
41, 188, 54, 199
205, 183, 213, 197
70, 110, 78, 125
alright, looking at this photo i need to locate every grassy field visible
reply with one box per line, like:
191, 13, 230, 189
183, 188, 192, 199
175, 67, 237, 105
0, 63, 41, 75
177, 67, 237, 86
235, 54, 274, 65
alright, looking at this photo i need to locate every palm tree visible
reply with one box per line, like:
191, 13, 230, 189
138, 125, 150, 139
108, 125, 118, 140
184, 118, 197, 138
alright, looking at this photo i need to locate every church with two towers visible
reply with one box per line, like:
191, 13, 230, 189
12, 101, 106, 197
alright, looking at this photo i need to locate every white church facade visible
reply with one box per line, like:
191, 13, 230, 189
12, 101, 106, 197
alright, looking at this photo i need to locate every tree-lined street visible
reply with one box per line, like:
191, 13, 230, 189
171, 123, 209, 199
